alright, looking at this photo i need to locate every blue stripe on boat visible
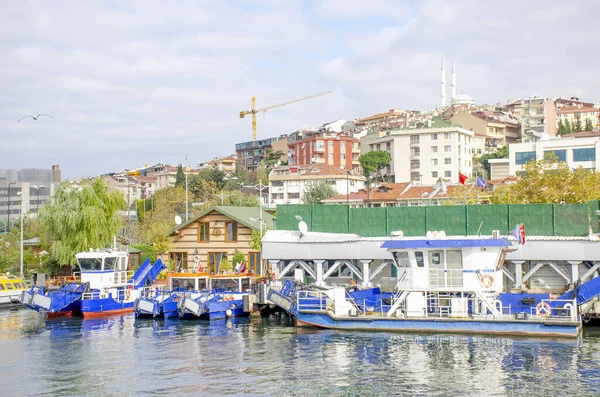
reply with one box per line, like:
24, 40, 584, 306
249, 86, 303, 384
381, 238, 511, 249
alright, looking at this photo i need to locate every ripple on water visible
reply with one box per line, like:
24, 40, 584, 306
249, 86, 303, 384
1, 309, 600, 396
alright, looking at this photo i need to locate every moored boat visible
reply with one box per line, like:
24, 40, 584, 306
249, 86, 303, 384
295, 231, 582, 338
0, 275, 27, 307
21, 250, 165, 318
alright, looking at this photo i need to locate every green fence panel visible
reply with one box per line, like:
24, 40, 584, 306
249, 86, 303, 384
426, 206, 467, 235
387, 207, 427, 237
508, 204, 554, 236
466, 205, 510, 235
589, 200, 600, 234
275, 204, 313, 231
554, 204, 590, 236
349, 207, 387, 237
312, 205, 349, 233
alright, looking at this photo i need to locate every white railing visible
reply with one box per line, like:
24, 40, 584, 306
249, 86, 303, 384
428, 269, 464, 289
528, 299, 578, 322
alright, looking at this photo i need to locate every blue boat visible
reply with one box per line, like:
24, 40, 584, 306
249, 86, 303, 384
21, 250, 165, 318
134, 290, 181, 318
295, 231, 582, 339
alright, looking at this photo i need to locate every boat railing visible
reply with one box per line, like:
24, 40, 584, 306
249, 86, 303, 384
527, 299, 578, 322
428, 269, 464, 289
297, 291, 334, 312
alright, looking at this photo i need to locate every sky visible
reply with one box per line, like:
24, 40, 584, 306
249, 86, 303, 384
1, 0, 599, 179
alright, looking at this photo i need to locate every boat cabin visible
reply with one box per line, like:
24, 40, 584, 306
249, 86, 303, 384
210, 274, 255, 293
0, 275, 25, 291
75, 250, 130, 290
168, 273, 210, 291
381, 232, 511, 293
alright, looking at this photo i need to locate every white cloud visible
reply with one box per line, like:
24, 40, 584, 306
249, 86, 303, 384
1, 0, 599, 178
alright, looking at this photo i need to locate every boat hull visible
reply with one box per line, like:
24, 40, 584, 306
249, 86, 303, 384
297, 311, 582, 339
81, 298, 134, 319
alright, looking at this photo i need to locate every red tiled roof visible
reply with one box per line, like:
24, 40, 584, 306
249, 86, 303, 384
556, 106, 600, 115
560, 131, 600, 138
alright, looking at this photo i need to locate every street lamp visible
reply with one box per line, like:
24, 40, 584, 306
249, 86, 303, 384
244, 180, 267, 239
6, 182, 16, 233
212, 192, 234, 206
32, 185, 45, 213
16, 191, 23, 279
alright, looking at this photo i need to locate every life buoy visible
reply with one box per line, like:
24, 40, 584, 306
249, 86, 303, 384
481, 274, 494, 288
230, 303, 236, 309
125, 289, 131, 300
536, 301, 552, 317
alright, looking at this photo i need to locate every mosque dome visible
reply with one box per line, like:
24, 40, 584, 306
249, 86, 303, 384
451, 94, 475, 106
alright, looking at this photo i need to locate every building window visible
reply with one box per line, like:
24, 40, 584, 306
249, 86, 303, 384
198, 222, 210, 243
410, 160, 420, 169
316, 140, 325, 149
340, 142, 346, 151
573, 148, 596, 162
411, 147, 420, 156
431, 146, 438, 153
225, 221, 238, 242
410, 172, 420, 181
445, 170, 452, 177
431, 133, 438, 140
248, 252, 261, 275
444, 132, 451, 139
329, 141, 334, 151
477, 149, 482, 155
272, 193, 284, 200
272, 180, 283, 186
288, 193, 300, 199
208, 252, 227, 274
444, 145, 451, 152
445, 158, 451, 165
410, 135, 420, 144
432, 171, 438, 178
386, 142, 391, 150
328, 152, 334, 163
431, 159, 438, 166
386, 164, 391, 174
341, 152, 346, 160
169, 252, 188, 272
544, 150, 567, 162
376, 144, 381, 150
515, 151, 536, 165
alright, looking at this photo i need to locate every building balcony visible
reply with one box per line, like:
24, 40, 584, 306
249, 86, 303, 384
352, 146, 361, 153
352, 159, 361, 165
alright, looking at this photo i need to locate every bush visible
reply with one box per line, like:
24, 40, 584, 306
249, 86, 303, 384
232, 250, 245, 267
219, 257, 232, 273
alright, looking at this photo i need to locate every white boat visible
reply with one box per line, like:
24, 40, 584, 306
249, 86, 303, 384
0, 275, 26, 307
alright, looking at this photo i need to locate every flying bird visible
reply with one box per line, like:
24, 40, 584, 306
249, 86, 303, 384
18, 114, 54, 121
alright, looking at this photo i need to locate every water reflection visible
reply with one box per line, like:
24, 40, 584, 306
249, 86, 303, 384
0, 309, 599, 396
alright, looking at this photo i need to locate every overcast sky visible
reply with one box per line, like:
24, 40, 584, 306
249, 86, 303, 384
1, 0, 598, 179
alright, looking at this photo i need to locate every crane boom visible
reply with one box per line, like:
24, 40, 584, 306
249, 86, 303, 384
239, 91, 332, 141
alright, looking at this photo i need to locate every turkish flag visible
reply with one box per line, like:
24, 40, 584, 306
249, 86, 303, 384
459, 172, 468, 185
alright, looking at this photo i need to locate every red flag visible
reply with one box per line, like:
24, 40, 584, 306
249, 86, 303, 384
459, 172, 468, 185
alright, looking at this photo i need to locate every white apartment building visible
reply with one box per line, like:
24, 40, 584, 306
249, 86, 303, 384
509, 136, 600, 176
360, 121, 476, 185
268, 163, 365, 207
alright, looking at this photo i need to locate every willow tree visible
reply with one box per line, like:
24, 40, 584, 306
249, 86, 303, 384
40, 178, 126, 265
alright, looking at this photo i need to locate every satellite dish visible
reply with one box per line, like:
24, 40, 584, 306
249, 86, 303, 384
174, 215, 182, 225
298, 221, 308, 234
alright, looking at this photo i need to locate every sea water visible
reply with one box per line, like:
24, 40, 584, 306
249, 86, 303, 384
1, 308, 599, 396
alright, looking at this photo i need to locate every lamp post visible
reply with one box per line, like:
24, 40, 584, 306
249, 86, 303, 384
6, 182, 16, 233
17, 191, 23, 279
212, 192, 234, 206
245, 180, 267, 239
33, 185, 45, 213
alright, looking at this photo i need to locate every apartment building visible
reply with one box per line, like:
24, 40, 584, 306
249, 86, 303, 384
198, 156, 237, 175
360, 117, 476, 185
268, 163, 365, 207
506, 96, 557, 137
508, 135, 600, 176
287, 130, 361, 173
235, 135, 288, 172
451, 111, 520, 155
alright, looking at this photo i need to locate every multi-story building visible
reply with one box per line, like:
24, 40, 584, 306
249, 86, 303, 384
145, 164, 202, 191
0, 165, 61, 231
556, 106, 600, 132
508, 134, 600, 176
451, 110, 521, 155
198, 156, 237, 175
235, 135, 288, 172
360, 117, 476, 185
287, 130, 360, 173
506, 96, 557, 137
268, 163, 365, 207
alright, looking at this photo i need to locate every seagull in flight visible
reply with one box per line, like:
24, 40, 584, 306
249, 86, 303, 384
18, 114, 54, 121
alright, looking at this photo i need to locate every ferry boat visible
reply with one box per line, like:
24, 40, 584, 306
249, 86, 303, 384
0, 275, 27, 307
21, 250, 165, 318
295, 231, 582, 339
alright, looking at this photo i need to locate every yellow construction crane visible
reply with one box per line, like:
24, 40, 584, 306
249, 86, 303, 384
239, 91, 332, 141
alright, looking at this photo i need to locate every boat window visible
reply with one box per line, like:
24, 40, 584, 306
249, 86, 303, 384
197, 279, 207, 290
393, 252, 410, 267
6, 283, 13, 290
430, 251, 443, 266
415, 252, 425, 268
78, 257, 103, 271
104, 257, 118, 271
241, 278, 251, 291
171, 278, 195, 291
13, 282, 23, 289
0, 284, 5, 290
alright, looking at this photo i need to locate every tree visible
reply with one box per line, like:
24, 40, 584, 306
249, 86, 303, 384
491, 155, 600, 204
574, 118, 583, 132
263, 148, 286, 167
250, 229, 267, 251
476, 145, 508, 179
302, 180, 337, 204
40, 178, 126, 266
359, 151, 391, 179
557, 119, 565, 135
175, 164, 185, 188
585, 118, 594, 132
564, 119, 572, 134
